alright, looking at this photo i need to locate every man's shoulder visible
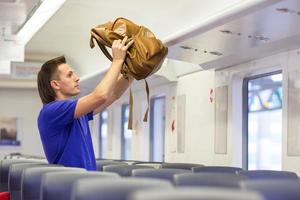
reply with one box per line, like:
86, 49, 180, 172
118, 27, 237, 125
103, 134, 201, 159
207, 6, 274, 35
43, 99, 77, 111
38, 99, 79, 129
39, 99, 77, 120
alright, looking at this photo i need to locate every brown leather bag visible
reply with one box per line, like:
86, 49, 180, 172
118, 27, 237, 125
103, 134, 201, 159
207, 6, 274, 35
90, 17, 168, 129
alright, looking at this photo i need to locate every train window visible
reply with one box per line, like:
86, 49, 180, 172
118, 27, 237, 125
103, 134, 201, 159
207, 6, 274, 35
99, 110, 108, 158
149, 96, 166, 162
244, 71, 282, 170
121, 104, 133, 160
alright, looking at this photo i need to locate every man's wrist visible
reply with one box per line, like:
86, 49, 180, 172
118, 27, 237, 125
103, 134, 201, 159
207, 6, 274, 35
112, 59, 124, 66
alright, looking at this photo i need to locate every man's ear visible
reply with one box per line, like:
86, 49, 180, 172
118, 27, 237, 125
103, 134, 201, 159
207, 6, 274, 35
50, 80, 60, 90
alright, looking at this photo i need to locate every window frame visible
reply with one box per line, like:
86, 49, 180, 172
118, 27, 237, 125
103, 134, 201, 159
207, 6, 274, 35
149, 96, 166, 162
242, 70, 282, 169
99, 110, 108, 159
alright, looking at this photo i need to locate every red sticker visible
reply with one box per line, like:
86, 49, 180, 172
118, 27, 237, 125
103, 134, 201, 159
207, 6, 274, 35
171, 120, 175, 132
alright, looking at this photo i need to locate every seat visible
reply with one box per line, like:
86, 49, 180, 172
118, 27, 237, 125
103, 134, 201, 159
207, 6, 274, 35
242, 179, 300, 200
160, 163, 204, 170
103, 165, 153, 177
8, 163, 50, 200
129, 188, 264, 200
0, 159, 46, 192
0, 191, 9, 200
3, 154, 45, 161
192, 166, 242, 173
95, 160, 128, 171
132, 161, 164, 164
132, 163, 162, 169
21, 166, 83, 200
174, 173, 244, 188
118, 160, 141, 165
41, 171, 119, 200
132, 161, 164, 169
71, 177, 172, 200
238, 170, 298, 180
132, 168, 189, 183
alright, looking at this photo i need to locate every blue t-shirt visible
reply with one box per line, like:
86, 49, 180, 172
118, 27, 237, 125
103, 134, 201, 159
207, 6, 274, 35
37, 99, 96, 171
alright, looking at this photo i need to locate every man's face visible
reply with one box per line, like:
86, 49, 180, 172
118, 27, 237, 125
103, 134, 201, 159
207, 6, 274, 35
53, 63, 80, 97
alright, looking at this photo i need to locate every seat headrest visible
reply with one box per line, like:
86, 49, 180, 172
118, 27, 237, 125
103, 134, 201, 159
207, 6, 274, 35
41, 171, 119, 200
71, 177, 172, 200
103, 165, 154, 177
21, 166, 82, 200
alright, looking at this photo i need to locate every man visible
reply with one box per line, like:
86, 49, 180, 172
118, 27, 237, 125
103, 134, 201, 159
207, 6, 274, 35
37, 36, 134, 170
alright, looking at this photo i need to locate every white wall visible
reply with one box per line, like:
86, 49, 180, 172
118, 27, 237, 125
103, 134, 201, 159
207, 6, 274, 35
0, 88, 44, 159
101, 81, 176, 161
165, 70, 215, 164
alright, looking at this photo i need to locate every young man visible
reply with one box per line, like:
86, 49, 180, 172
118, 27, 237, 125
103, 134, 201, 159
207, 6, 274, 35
37, 36, 134, 170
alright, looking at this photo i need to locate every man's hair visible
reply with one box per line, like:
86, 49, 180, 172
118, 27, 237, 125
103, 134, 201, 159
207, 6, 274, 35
37, 56, 66, 104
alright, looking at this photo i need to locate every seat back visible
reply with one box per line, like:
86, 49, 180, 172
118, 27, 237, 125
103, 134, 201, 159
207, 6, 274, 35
0, 159, 45, 192
242, 179, 300, 200
174, 173, 244, 188
238, 170, 298, 180
41, 171, 119, 200
192, 166, 242, 173
21, 166, 83, 200
132, 168, 189, 183
71, 177, 172, 200
132, 162, 163, 169
129, 188, 264, 200
103, 165, 153, 177
8, 163, 49, 200
160, 163, 203, 170
95, 160, 128, 171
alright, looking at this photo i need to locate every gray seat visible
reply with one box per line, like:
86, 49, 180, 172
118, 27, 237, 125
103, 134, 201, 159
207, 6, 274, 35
8, 163, 51, 200
129, 188, 264, 200
71, 177, 173, 200
192, 166, 242, 173
174, 173, 245, 188
238, 170, 298, 180
132, 168, 189, 183
132, 163, 162, 169
103, 165, 153, 177
242, 179, 300, 200
160, 163, 204, 170
119, 160, 141, 165
133, 162, 163, 169
132, 161, 164, 165
0, 159, 46, 192
21, 166, 84, 200
41, 171, 119, 200
96, 160, 128, 171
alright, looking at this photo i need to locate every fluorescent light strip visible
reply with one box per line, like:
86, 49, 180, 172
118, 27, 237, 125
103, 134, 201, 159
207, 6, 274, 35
17, 0, 66, 44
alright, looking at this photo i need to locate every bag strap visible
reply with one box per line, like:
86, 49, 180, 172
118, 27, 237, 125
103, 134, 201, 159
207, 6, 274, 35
143, 79, 150, 122
90, 32, 113, 61
128, 87, 134, 130
127, 80, 150, 130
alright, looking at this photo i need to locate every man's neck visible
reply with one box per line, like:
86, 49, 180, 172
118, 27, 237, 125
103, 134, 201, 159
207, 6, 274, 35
55, 93, 70, 101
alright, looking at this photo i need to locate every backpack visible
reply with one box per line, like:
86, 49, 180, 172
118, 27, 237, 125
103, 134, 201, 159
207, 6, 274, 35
90, 17, 168, 129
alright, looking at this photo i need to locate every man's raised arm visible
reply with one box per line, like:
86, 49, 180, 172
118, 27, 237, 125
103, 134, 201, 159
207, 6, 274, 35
74, 36, 134, 118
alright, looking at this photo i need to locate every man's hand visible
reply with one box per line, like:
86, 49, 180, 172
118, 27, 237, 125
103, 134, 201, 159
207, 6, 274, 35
112, 36, 134, 63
